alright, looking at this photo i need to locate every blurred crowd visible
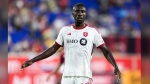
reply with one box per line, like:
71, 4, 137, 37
8, 0, 140, 53
0, 0, 7, 56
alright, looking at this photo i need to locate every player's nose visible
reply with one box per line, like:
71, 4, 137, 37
77, 11, 82, 15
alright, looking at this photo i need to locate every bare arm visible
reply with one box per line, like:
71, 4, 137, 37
99, 45, 118, 68
21, 43, 61, 69
31, 43, 61, 63
99, 45, 121, 81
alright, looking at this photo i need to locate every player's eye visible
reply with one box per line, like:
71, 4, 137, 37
81, 10, 85, 13
75, 10, 85, 13
75, 10, 79, 12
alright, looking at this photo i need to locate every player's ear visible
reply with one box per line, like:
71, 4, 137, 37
85, 12, 86, 17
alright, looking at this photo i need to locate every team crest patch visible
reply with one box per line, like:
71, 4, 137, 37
83, 32, 88, 37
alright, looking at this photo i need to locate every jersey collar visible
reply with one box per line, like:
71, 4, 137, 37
72, 24, 87, 30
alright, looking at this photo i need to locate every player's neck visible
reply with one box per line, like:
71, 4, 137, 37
74, 22, 85, 28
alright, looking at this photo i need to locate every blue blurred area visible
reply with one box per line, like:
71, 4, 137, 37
69, 0, 100, 10
0, 26, 7, 43
0, 0, 7, 44
8, 0, 140, 53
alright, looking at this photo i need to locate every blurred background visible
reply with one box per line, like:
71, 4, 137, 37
0, 0, 8, 84
8, 0, 141, 84
141, 0, 150, 84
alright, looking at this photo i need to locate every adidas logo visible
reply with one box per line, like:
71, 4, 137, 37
67, 33, 71, 35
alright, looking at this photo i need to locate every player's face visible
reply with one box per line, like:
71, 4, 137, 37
72, 6, 86, 23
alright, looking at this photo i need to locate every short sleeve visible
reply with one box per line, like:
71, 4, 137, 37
55, 28, 64, 46
93, 29, 105, 48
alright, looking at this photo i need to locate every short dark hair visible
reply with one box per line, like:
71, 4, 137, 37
73, 3, 85, 8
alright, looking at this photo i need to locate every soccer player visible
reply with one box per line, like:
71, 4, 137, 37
21, 3, 121, 84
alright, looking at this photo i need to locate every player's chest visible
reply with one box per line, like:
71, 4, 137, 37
64, 30, 93, 39
64, 30, 94, 45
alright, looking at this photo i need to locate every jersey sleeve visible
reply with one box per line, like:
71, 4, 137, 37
93, 29, 105, 48
55, 28, 64, 46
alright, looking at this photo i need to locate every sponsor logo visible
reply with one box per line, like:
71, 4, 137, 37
80, 38, 87, 46
67, 33, 71, 35
67, 39, 78, 43
66, 38, 87, 46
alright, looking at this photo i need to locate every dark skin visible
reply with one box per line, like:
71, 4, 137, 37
21, 4, 121, 82
72, 5, 86, 28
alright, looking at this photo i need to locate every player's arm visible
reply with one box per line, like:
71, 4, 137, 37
99, 45, 118, 68
21, 43, 61, 70
99, 45, 121, 81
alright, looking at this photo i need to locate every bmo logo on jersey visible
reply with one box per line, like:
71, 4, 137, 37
66, 38, 87, 46
80, 38, 87, 46
67, 39, 78, 43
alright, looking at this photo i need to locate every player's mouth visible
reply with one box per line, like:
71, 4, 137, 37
77, 17, 83, 20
